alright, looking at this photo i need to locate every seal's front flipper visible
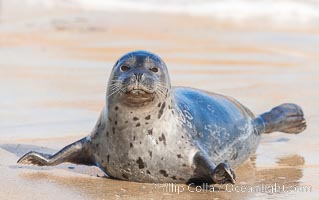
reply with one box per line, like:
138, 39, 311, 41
17, 151, 51, 166
212, 162, 236, 184
188, 151, 236, 185
17, 137, 95, 166
255, 103, 307, 134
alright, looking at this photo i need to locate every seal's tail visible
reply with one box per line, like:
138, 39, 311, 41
254, 103, 306, 134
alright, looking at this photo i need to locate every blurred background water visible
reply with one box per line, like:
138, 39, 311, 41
2, 0, 319, 24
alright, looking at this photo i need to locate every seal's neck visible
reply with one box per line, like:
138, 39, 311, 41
106, 94, 174, 128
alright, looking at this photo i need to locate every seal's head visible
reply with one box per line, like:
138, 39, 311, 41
107, 50, 171, 107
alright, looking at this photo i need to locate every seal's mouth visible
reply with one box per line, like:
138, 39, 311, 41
122, 89, 155, 105
127, 89, 150, 95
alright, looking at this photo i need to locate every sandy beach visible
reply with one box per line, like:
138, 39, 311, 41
1, 1, 319, 199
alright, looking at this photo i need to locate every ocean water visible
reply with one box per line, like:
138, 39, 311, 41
8, 0, 319, 24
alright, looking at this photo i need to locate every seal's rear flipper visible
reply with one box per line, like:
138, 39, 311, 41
254, 103, 306, 134
17, 137, 95, 166
188, 152, 236, 185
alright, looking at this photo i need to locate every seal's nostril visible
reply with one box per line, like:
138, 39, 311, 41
140, 73, 145, 81
134, 73, 144, 82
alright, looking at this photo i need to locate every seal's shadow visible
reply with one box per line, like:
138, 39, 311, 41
0, 143, 104, 177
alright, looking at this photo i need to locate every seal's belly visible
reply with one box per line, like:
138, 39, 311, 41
94, 114, 197, 183
173, 87, 261, 168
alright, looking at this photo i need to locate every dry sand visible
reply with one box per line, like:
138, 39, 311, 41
0, 4, 319, 200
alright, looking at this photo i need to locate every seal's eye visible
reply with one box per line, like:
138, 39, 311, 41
120, 65, 130, 72
150, 67, 159, 73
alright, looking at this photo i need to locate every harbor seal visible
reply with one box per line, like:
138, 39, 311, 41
18, 50, 307, 184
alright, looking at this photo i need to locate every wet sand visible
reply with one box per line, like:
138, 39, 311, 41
1, 5, 319, 200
